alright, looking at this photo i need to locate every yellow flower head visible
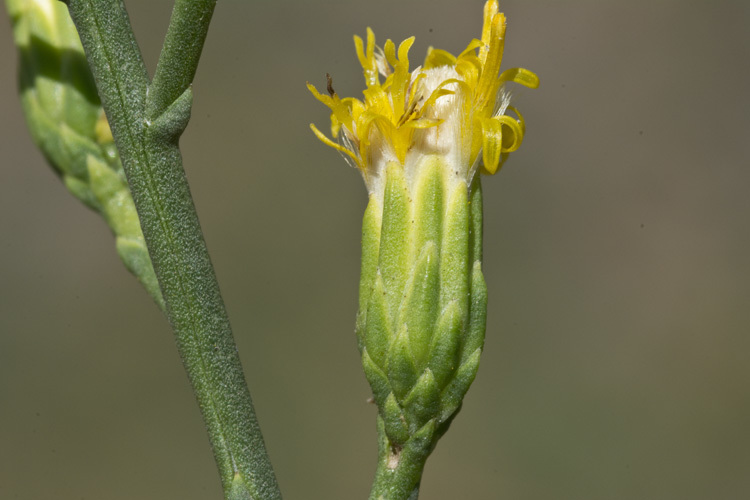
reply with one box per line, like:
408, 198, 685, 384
309, 0, 538, 195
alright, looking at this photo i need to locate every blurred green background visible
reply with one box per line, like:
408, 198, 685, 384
2, 0, 749, 498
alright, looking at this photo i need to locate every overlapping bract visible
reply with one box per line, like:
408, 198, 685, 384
354, 158, 487, 449
7, 0, 163, 308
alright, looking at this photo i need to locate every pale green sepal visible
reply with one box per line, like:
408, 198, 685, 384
402, 368, 440, 434
439, 348, 481, 422
396, 241, 439, 368
359, 195, 382, 314
386, 324, 419, 402
409, 156, 443, 264
438, 182, 470, 318
427, 300, 462, 389
382, 393, 409, 446
378, 163, 410, 319
462, 261, 487, 365
364, 273, 392, 368
362, 347, 392, 410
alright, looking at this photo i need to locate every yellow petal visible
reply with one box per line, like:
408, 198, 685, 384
507, 105, 526, 134
309, 124, 360, 165
480, 0, 500, 64
497, 115, 524, 153
499, 67, 540, 89
480, 117, 503, 175
424, 47, 456, 69
475, 13, 506, 113
384, 39, 397, 68
307, 82, 334, 107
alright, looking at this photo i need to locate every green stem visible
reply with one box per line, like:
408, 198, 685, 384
64, 1, 281, 498
369, 417, 433, 500
147, 0, 215, 120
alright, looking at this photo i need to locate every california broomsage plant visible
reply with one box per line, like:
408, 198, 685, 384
309, 0, 538, 496
7, 0, 537, 498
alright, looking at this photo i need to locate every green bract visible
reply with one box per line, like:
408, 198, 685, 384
357, 156, 487, 482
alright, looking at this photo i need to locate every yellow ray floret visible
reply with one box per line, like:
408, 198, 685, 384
308, 0, 538, 180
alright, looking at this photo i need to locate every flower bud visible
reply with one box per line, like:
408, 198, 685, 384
310, 0, 537, 455
357, 156, 487, 448
7, 0, 163, 308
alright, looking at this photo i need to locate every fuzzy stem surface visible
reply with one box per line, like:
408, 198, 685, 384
64, 1, 281, 498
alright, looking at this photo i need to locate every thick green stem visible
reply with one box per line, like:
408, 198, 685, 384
369, 417, 433, 500
64, 1, 281, 498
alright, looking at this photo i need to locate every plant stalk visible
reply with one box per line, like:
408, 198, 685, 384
64, 1, 281, 498
369, 417, 433, 500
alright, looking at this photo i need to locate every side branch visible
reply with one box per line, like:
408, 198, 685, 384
65, 1, 281, 498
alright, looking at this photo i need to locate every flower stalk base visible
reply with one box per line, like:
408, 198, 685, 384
369, 415, 433, 500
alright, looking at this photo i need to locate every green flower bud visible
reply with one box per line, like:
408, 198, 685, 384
356, 157, 486, 449
7, 0, 163, 309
